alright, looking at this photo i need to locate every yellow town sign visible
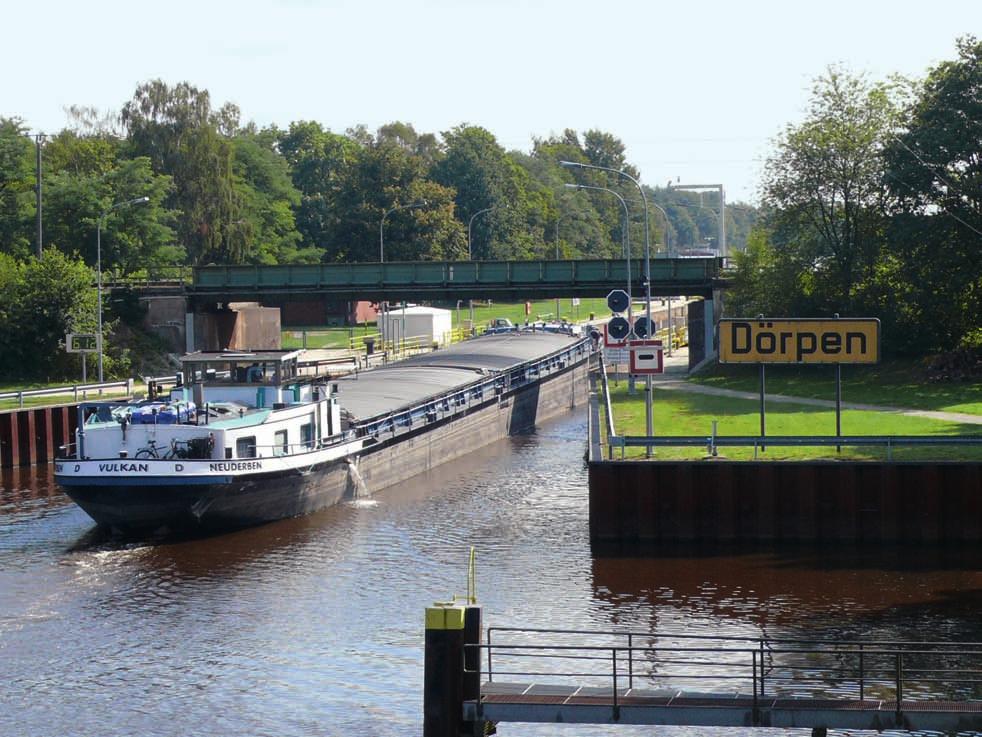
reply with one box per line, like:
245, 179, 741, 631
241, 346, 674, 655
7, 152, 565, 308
718, 318, 879, 364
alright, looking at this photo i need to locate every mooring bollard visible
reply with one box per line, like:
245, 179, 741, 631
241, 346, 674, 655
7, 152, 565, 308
423, 601, 483, 737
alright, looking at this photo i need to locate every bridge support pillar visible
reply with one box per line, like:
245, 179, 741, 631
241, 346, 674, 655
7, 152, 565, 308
185, 312, 195, 353
424, 602, 484, 737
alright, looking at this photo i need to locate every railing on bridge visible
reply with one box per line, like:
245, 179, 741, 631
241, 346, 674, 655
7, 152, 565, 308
190, 257, 724, 299
467, 626, 982, 727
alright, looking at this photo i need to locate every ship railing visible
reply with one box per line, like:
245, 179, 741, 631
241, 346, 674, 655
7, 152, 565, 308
56, 442, 78, 459
237, 432, 360, 458
238, 440, 318, 457
355, 335, 594, 440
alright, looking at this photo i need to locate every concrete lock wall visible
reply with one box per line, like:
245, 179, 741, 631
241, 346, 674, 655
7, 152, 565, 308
589, 460, 982, 546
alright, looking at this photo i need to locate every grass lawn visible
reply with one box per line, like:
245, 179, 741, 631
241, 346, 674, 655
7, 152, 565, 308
441, 297, 610, 327
692, 358, 982, 415
603, 382, 982, 461
281, 326, 377, 350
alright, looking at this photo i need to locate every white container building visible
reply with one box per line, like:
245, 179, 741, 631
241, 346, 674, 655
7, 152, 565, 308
380, 305, 453, 347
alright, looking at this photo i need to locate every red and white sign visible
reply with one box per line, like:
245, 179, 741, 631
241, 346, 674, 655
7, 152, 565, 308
629, 339, 664, 374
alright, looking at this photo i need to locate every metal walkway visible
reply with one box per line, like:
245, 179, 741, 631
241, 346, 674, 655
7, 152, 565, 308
464, 627, 982, 733
189, 257, 725, 303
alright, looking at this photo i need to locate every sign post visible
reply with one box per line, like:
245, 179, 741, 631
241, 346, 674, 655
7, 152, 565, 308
718, 317, 880, 451
66, 333, 101, 383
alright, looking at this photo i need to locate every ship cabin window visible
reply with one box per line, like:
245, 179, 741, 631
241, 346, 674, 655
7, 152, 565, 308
236, 436, 257, 458
225, 447, 233, 459
274, 429, 288, 456
300, 422, 313, 450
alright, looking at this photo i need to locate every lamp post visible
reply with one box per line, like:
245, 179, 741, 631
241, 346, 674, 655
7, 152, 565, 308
22, 132, 46, 257
648, 200, 674, 356
561, 160, 654, 455
467, 206, 498, 329
96, 196, 149, 382
554, 211, 564, 321
380, 201, 427, 263
670, 184, 725, 367
379, 200, 426, 348
564, 182, 632, 305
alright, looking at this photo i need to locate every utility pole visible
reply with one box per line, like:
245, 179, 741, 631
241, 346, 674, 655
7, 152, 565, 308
26, 133, 46, 257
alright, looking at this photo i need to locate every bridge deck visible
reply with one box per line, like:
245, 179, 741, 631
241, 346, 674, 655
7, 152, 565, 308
189, 257, 725, 302
467, 682, 982, 731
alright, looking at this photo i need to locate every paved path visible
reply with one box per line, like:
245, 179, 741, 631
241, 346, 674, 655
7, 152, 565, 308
615, 346, 982, 426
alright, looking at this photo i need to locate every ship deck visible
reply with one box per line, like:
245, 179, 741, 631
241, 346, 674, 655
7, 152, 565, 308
335, 332, 582, 424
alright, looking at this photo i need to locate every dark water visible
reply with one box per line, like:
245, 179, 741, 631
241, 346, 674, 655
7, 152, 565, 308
3, 409, 982, 736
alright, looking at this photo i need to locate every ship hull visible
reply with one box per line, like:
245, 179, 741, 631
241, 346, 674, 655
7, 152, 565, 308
59, 353, 590, 535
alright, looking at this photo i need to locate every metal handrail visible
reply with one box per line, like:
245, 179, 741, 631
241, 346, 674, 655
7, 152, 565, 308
482, 626, 982, 711
614, 434, 982, 449
0, 379, 134, 408
468, 635, 982, 718
597, 355, 616, 453
488, 624, 982, 649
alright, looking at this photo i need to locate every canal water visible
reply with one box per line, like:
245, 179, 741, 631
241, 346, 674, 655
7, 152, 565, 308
3, 408, 982, 736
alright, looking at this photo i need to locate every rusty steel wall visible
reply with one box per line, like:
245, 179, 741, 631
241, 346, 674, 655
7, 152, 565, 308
589, 460, 982, 545
0, 405, 77, 469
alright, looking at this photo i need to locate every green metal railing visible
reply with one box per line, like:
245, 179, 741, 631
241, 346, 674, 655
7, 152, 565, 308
191, 257, 723, 297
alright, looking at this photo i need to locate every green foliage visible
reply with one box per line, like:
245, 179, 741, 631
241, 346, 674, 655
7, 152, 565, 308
0, 118, 35, 258
760, 67, 900, 310
881, 35, 982, 352
0, 250, 127, 380
730, 40, 980, 357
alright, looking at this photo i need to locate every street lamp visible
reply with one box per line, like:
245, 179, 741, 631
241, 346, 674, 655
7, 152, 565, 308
379, 200, 427, 263
468, 206, 508, 260
564, 182, 632, 307
96, 196, 149, 382
466, 206, 500, 329
379, 200, 426, 348
22, 132, 46, 257
561, 160, 655, 454
648, 200, 674, 356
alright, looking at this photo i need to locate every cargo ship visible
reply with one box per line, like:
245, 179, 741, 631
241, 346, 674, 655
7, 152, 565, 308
54, 330, 594, 535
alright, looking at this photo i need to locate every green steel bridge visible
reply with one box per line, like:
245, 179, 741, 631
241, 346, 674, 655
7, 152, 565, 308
188, 257, 725, 304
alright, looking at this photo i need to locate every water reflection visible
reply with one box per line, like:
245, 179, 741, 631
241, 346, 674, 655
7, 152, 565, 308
591, 547, 982, 641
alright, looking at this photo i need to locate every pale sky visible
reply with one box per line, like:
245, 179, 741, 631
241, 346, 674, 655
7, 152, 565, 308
4, 0, 978, 202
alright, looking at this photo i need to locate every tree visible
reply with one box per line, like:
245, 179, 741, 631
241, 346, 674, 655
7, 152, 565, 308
0, 250, 106, 380
277, 121, 360, 257
533, 129, 645, 259
339, 129, 463, 261
882, 35, 982, 350
760, 67, 900, 312
121, 81, 242, 264
0, 118, 35, 258
433, 125, 546, 260
229, 131, 307, 263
